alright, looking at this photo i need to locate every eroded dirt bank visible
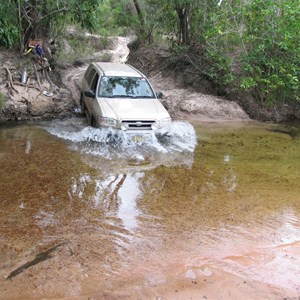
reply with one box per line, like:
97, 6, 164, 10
1, 33, 300, 123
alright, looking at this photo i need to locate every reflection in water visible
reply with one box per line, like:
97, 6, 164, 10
117, 173, 143, 231
69, 174, 92, 199
69, 172, 143, 231
223, 154, 231, 163
224, 168, 237, 193
24, 140, 31, 154
1, 121, 300, 299
278, 207, 300, 243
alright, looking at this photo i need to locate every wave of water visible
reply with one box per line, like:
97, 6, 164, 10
42, 117, 197, 168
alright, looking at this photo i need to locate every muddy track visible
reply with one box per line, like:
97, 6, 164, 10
61, 36, 132, 107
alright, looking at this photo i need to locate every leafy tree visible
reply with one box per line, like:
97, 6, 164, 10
144, 0, 193, 44
0, 1, 19, 48
0, 0, 102, 49
93, 0, 140, 36
146, 0, 299, 103
241, 0, 300, 103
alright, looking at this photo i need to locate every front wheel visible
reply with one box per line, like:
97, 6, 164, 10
80, 93, 86, 116
91, 116, 97, 128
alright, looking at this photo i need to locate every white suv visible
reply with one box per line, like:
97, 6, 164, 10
81, 62, 171, 132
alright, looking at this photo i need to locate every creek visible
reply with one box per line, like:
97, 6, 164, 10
0, 118, 300, 299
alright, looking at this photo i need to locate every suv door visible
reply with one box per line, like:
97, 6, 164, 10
85, 70, 99, 122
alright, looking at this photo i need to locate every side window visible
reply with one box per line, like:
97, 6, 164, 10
84, 66, 90, 80
91, 73, 99, 94
85, 68, 96, 87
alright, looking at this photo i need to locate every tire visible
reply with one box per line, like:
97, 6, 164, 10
80, 93, 86, 116
91, 116, 96, 128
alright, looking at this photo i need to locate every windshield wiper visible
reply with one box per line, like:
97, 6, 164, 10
107, 95, 135, 98
103, 95, 154, 98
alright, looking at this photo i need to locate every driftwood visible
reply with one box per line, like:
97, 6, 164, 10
5, 65, 44, 94
44, 69, 54, 92
4, 67, 15, 88
25, 77, 30, 92
4, 67, 18, 96
4, 64, 54, 97
34, 65, 52, 88
13, 81, 41, 92
33, 64, 42, 91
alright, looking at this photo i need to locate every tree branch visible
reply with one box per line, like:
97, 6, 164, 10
38, 7, 69, 22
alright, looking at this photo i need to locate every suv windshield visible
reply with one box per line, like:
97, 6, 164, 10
98, 76, 155, 98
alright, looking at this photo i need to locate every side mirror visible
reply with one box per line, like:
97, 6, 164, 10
84, 90, 95, 98
156, 92, 163, 99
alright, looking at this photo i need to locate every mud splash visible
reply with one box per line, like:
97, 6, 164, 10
1, 120, 300, 299
42, 117, 197, 171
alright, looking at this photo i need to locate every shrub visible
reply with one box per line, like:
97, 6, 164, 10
0, 92, 7, 110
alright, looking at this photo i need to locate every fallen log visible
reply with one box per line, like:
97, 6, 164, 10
6, 242, 68, 281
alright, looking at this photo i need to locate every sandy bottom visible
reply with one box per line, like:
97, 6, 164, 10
1, 122, 300, 300
2, 240, 300, 300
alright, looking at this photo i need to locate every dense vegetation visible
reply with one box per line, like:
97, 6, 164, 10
1, 0, 299, 105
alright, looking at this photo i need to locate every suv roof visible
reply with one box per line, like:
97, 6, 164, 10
94, 62, 144, 78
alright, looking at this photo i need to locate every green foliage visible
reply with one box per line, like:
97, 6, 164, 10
0, 21, 19, 49
143, 0, 300, 104
70, 0, 101, 31
170, 44, 189, 57
0, 2, 19, 48
93, 0, 139, 36
240, 0, 300, 103
145, 0, 195, 43
205, 49, 234, 86
0, 0, 103, 48
0, 92, 7, 109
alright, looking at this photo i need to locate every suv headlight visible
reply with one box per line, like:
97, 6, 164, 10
99, 117, 117, 128
158, 117, 171, 128
151, 117, 172, 130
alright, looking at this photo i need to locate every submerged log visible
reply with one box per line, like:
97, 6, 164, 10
6, 242, 68, 281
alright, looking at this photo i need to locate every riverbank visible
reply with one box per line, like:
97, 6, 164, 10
0, 35, 250, 124
2, 33, 300, 124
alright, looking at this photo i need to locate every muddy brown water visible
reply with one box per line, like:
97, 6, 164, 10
1, 120, 300, 300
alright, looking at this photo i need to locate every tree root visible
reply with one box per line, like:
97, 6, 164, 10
4, 67, 19, 96
44, 69, 54, 92
33, 64, 42, 91
13, 81, 41, 92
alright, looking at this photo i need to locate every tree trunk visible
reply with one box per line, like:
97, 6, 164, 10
133, 0, 145, 26
175, 4, 191, 45
22, 0, 51, 45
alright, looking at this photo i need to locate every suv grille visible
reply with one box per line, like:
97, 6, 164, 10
122, 120, 155, 130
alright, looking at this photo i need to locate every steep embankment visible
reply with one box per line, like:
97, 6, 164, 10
128, 44, 300, 122
0, 49, 74, 122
